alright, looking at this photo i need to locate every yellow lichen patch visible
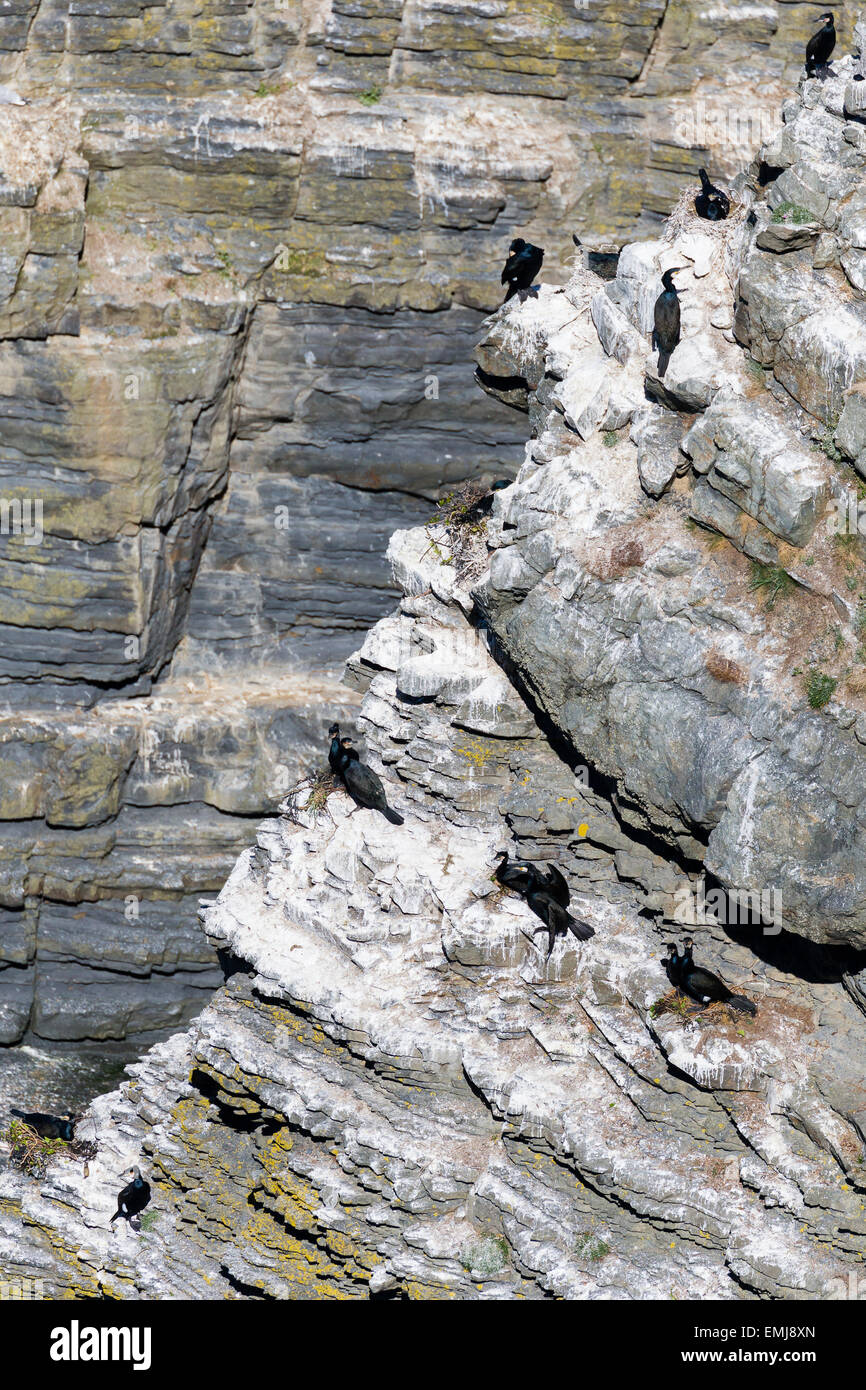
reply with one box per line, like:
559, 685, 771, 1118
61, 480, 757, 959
454, 735, 499, 772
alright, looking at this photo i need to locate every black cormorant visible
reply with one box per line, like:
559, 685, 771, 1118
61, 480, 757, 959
327, 722, 343, 775
653, 268, 683, 378
695, 168, 730, 221
333, 736, 403, 824
662, 942, 684, 991
110, 1166, 151, 1225
679, 937, 757, 1014
494, 851, 569, 906
10, 1108, 76, 1141
494, 851, 591, 952
339, 736, 360, 765
501, 238, 544, 303
806, 12, 836, 75
527, 885, 595, 956
494, 849, 534, 893
464, 478, 513, 523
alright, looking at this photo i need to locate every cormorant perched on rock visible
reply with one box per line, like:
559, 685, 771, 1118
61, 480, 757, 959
526, 884, 595, 956
806, 12, 836, 75
331, 734, 403, 824
695, 168, 730, 222
494, 850, 594, 953
110, 1166, 151, 1226
501, 238, 544, 303
340, 736, 360, 764
494, 851, 570, 906
10, 1108, 76, 1141
463, 478, 512, 523
327, 722, 343, 775
494, 849, 535, 893
662, 942, 686, 992
679, 937, 757, 1014
653, 268, 683, 378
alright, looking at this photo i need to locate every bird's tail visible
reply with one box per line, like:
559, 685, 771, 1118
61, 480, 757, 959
657, 348, 671, 379
728, 994, 757, 1015
10, 1108, 26, 1122
383, 806, 404, 825
109, 1209, 122, 1224
566, 914, 595, 942
503, 283, 517, 303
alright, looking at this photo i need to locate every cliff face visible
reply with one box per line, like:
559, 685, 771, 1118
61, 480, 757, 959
7, 23, 866, 1297
5, 540, 866, 1300
4, 0, 866, 1052
3, 0, 866, 1045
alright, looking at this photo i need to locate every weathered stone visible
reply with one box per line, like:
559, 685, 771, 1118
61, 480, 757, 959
756, 222, 820, 253
836, 383, 866, 472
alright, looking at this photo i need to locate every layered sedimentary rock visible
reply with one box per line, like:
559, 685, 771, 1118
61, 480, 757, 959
8, 26, 866, 1297
0, 4, 863, 1036
4, 533, 866, 1300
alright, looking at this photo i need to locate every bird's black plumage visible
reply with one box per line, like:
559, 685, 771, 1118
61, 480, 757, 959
526, 887, 595, 956
695, 168, 730, 222
332, 735, 403, 824
10, 1108, 76, 1141
536, 862, 570, 908
806, 12, 836, 75
494, 852, 569, 906
339, 736, 359, 764
494, 849, 535, 893
662, 942, 685, 991
495, 850, 593, 954
653, 268, 682, 378
327, 722, 343, 775
679, 938, 757, 1015
110, 1166, 151, 1224
501, 238, 544, 303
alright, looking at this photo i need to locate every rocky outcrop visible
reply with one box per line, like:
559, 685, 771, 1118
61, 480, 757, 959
2, 6, 866, 1076
473, 26, 866, 951
12, 22, 866, 1288
5, 526, 866, 1300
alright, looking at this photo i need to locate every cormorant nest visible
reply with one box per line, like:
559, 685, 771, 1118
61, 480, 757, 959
4, 1118, 98, 1179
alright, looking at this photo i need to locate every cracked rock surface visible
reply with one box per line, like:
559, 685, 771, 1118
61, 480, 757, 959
5, 531, 866, 1300
2, 0, 866, 1044
7, 7, 866, 1301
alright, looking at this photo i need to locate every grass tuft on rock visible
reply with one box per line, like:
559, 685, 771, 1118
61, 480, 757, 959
282, 769, 337, 823
770, 202, 814, 225
804, 669, 837, 709
705, 649, 745, 685
749, 561, 793, 609
575, 1230, 611, 1262
650, 991, 692, 1020
459, 1233, 509, 1277
3, 1118, 97, 1179
425, 481, 492, 581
